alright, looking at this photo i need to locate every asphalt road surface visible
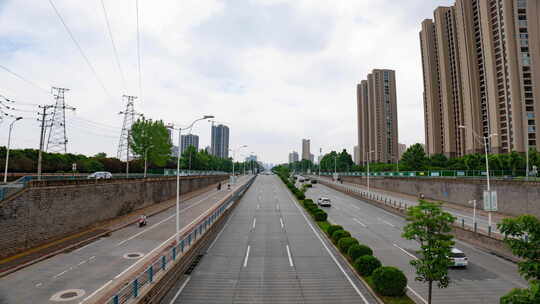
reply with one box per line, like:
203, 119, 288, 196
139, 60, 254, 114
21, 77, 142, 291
162, 175, 378, 304
307, 182, 527, 304
0, 176, 250, 304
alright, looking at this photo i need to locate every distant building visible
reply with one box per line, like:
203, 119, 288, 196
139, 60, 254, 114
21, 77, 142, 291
354, 145, 360, 165
302, 139, 311, 160
310, 153, 314, 163
211, 124, 230, 159
288, 151, 299, 163
398, 143, 407, 159
180, 134, 199, 154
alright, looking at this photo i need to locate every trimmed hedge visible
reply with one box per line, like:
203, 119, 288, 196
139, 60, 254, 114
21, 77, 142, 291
331, 230, 351, 243
354, 255, 381, 276
372, 266, 407, 297
338, 237, 359, 253
327, 225, 343, 237
347, 244, 373, 261
313, 209, 328, 221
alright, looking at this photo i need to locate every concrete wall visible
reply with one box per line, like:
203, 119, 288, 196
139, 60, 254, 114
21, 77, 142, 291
342, 176, 540, 218
0, 175, 226, 258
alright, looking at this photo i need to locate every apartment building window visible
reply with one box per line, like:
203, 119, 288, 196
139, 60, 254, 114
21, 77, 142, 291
529, 126, 536, 133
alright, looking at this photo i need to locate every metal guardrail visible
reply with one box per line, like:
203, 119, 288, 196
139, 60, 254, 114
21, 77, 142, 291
105, 176, 256, 304
316, 169, 538, 180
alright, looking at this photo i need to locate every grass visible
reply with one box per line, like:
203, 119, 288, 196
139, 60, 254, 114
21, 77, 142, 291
364, 277, 416, 304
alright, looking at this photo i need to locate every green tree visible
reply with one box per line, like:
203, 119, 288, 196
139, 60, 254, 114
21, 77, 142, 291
498, 215, 540, 304
402, 201, 456, 304
400, 143, 427, 171
337, 149, 354, 172
428, 154, 448, 169
130, 119, 172, 167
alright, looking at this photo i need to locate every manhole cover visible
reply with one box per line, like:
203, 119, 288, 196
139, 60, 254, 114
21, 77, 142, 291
123, 252, 144, 259
50, 289, 86, 302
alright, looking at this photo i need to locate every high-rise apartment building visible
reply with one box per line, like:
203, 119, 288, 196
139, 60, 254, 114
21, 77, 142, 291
354, 145, 360, 165
180, 134, 199, 154
288, 151, 299, 163
302, 139, 311, 160
211, 124, 230, 159
357, 69, 399, 164
421, 0, 540, 156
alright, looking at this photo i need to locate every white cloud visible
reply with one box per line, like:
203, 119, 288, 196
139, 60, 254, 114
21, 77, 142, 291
0, 0, 454, 163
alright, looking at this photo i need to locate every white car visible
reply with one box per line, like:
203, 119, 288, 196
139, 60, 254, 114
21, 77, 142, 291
87, 171, 113, 179
317, 197, 332, 207
449, 248, 468, 268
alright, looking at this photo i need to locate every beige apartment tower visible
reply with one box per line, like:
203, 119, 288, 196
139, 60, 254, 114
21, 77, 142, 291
357, 69, 399, 164
422, 0, 540, 156
301, 139, 311, 161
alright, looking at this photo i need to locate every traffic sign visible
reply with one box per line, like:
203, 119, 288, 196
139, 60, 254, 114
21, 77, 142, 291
483, 191, 498, 211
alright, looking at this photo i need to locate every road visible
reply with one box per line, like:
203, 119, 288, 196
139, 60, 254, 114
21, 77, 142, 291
161, 175, 378, 304
0, 176, 250, 304
306, 182, 527, 304
314, 177, 500, 234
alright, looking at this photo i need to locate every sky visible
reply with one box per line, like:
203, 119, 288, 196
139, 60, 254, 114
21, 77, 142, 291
0, 0, 455, 164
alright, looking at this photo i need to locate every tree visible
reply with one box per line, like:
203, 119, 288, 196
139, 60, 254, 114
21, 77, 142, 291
400, 143, 427, 171
402, 201, 456, 304
428, 154, 448, 169
130, 119, 172, 167
498, 215, 540, 304
337, 149, 354, 171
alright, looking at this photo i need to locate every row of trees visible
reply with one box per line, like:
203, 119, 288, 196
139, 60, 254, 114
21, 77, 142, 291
286, 144, 540, 175
0, 118, 261, 175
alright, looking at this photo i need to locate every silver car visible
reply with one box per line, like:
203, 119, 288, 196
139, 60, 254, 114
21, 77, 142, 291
87, 171, 113, 179
317, 197, 332, 207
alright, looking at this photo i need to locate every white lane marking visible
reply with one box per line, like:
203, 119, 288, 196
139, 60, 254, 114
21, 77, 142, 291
407, 286, 427, 304
89, 256, 96, 260
252, 218, 256, 230
169, 276, 191, 304
353, 218, 367, 228
207, 212, 235, 251
35, 283, 42, 287
78, 260, 87, 266
378, 218, 395, 227
286, 245, 294, 267
117, 190, 219, 246
257, 204, 260, 209
53, 270, 67, 279
79, 280, 112, 304
393, 244, 418, 260
280, 218, 284, 229
73, 239, 103, 253
243, 245, 251, 267
285, 190, 370, 304
351, 204, 361, 210
276, 204, 280, 211
333, 205, 340, 210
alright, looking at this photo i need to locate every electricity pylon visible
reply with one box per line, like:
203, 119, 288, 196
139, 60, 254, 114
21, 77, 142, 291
46, 87, 76, 153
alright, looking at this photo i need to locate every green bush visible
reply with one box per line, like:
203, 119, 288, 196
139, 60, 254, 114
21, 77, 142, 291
331, 230, 351, 243
372, 266, 407, 297
327, 225, 343, 237
347, 244, 373, 261
304, 199, 314, 204
313, 209, 328, 221
338, 237, 359, 253
294, 190, 305, 200
354, 255, 381, 276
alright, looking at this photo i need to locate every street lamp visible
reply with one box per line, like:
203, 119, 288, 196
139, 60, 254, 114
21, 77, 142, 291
459, 125, 498, 228
230, 145, 247, 183
169, 115, 214, 244
143, 144, 154, 178
366, 150, 375, 194
3, 117, 23, 183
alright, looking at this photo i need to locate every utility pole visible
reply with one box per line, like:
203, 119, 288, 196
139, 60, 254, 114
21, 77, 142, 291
37, 105, 54, 180
47, 87, 75, 153
117, 95, 139, 161
126, 130, 130, 178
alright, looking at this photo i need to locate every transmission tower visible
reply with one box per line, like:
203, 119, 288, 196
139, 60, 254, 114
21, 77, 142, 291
46, 87, 76, 153
117, 95, 140, 160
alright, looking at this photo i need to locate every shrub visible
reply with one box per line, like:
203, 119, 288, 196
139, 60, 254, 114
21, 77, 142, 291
348, 244, 373, 261
331, 230, 351, 243
327, 225, 343, 237
294, 190, 305, 200
338, 237, 359, 253
354, 255, 381, 276
313, 210, 328, 221
372, 266, 407, 297
304, 199, 314, 205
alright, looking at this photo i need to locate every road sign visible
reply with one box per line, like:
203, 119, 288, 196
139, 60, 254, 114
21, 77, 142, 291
483, 191, 498, 211
72, 163, 77, 172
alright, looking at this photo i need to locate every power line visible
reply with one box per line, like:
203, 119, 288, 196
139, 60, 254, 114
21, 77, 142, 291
100, 0, 127, 93
136, 0, 142, 99
0, 64, 51, 95
48, 0, 113, 100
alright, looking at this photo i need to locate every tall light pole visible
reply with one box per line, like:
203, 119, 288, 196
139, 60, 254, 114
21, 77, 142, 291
367, 150, 374, 194
459, 125, 497, 228
230, 145, 247, 183
143, 144, 154, 178
169, 115, 214, 244
3, 117, 23, 183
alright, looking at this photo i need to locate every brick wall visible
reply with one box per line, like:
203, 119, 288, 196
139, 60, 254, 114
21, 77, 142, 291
0, 175, 226, 258
342, 176, 540, 218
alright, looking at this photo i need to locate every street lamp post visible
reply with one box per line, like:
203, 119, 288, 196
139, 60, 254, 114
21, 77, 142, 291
367, 150, 375, 194
230, 145, 247, 183
170, 115, 214, 244
143, 144, 154, 178
3, 117, 23, 183
459, 125, 497, 228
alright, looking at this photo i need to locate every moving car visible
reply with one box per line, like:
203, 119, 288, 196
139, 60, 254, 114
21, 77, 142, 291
311, 180, 318, 184
317, 197, 332, 207
449, 248, 468, 268
87, 171, 113, 179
